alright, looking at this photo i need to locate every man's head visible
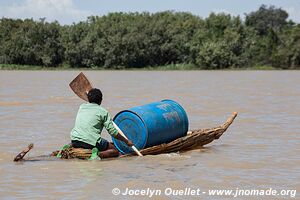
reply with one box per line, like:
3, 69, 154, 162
87, 88, 103, 105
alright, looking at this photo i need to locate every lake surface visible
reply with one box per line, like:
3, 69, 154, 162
0, 71, 299, 199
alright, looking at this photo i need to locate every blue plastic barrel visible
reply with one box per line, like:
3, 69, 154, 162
112, 100, 189, 154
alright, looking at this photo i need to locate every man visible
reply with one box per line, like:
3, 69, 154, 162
70, 88, 133, 158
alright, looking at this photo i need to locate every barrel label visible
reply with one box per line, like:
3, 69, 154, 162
157, 103, 170, 111
163, 111, 181, 123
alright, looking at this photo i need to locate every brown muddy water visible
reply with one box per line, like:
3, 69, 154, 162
0, 71, 299, 199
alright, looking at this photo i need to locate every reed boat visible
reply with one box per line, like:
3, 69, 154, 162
13, 112, 237, 161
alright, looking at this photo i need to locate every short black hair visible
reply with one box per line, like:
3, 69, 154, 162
87, 88, 103, 105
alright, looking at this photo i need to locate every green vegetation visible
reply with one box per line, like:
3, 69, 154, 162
0, 5, 299, 70
0, 64, 69, 70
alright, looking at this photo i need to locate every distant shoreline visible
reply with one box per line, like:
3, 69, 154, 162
1, 64, 298, 71
1, 7, 300, 70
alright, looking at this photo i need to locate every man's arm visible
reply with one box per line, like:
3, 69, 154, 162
102, 111, 133, 146
113, 133, 134, 146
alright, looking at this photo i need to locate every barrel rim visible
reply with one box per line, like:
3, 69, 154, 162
112, 110, 149, 154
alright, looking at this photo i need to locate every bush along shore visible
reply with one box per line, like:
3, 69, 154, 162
0, 5, 299, 70
0, 64, 280, 70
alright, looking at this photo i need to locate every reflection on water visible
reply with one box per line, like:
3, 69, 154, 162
0, 71, 299, 199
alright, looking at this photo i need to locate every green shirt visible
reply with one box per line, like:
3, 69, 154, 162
70, 103, 118, 146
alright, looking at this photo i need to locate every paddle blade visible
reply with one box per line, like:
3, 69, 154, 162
69, 72, 93, 101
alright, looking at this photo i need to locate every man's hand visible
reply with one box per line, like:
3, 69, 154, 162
126, 140, 134, 147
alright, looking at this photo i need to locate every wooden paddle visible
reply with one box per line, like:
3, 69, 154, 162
69, 72, 143, 157
69, 72, 93, 101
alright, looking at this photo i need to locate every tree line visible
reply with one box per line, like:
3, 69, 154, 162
0, 5, 299, 69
